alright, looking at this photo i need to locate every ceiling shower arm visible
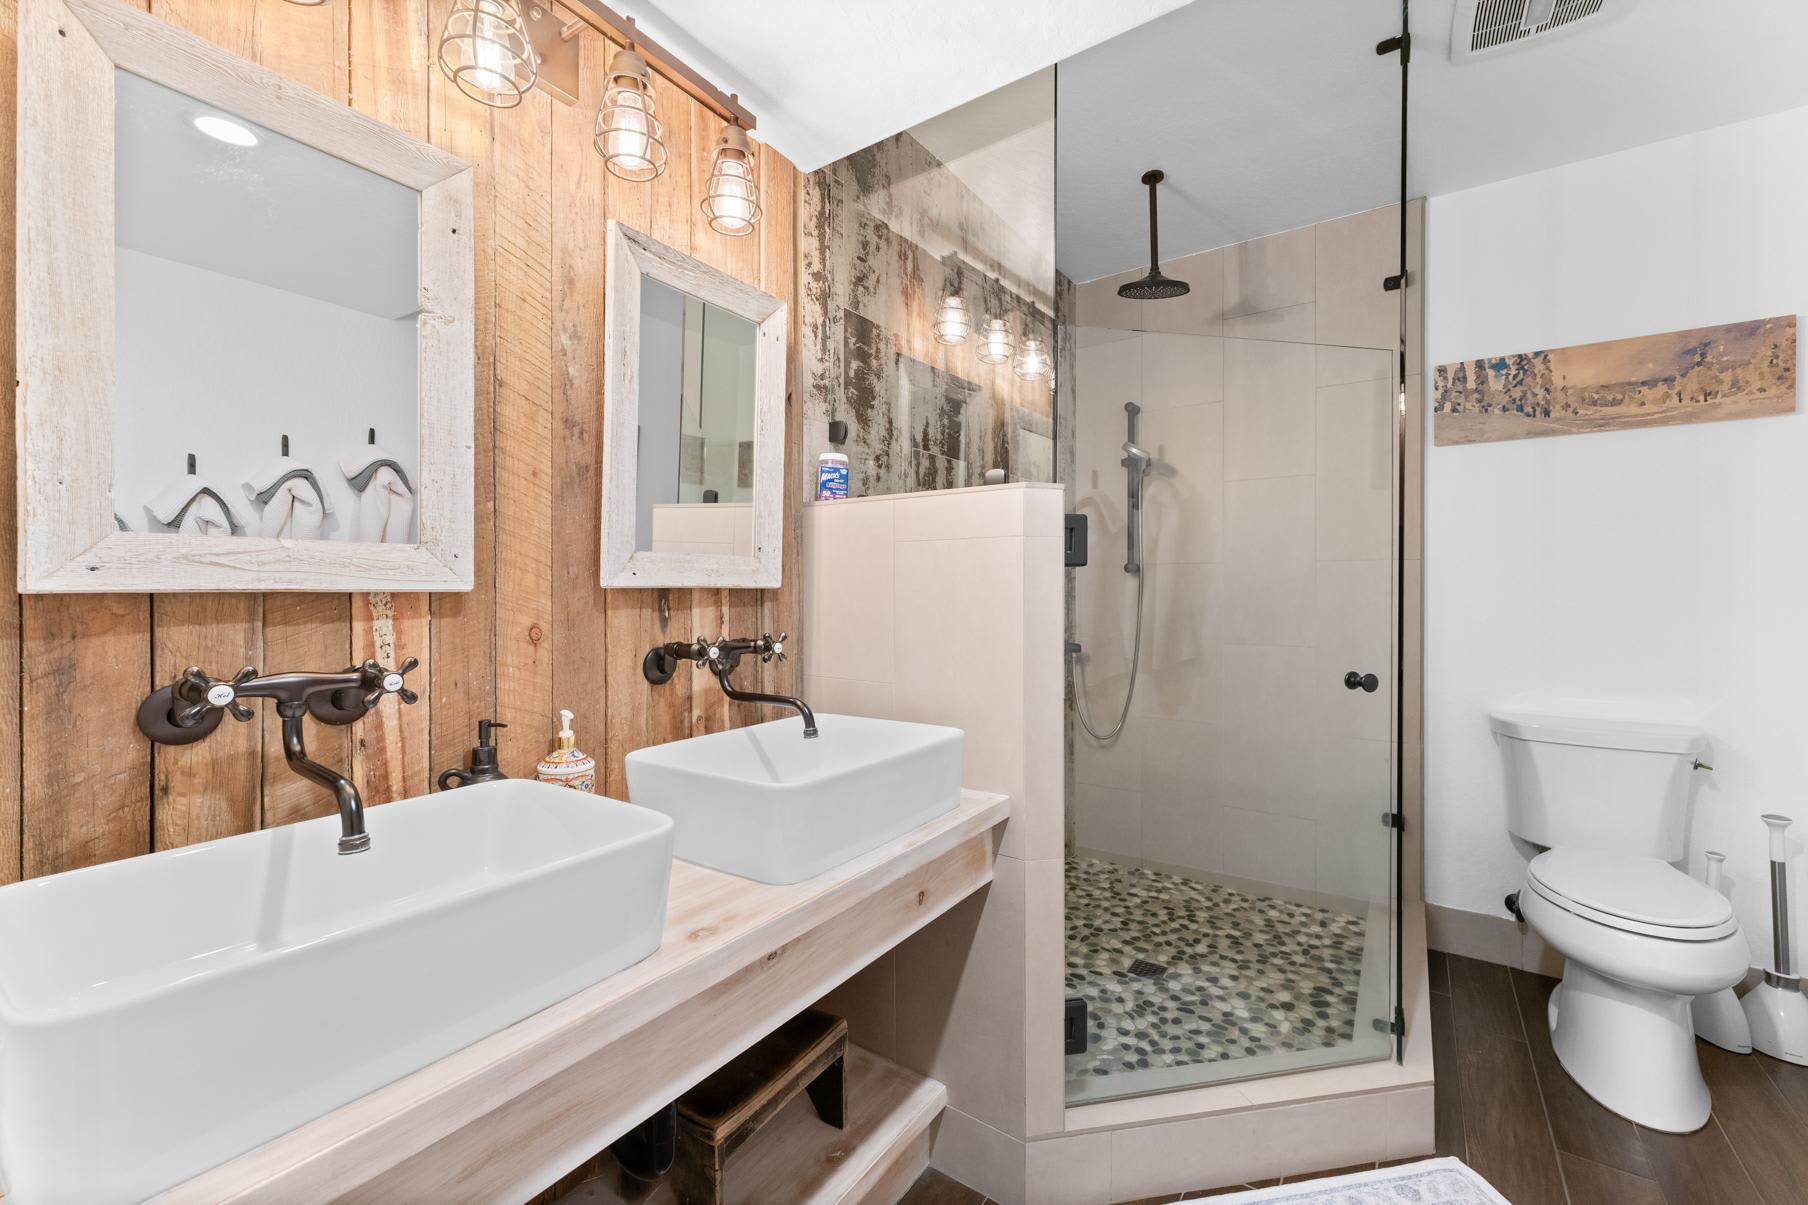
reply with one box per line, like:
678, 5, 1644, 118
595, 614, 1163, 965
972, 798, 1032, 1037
1144, 169, 1163, 272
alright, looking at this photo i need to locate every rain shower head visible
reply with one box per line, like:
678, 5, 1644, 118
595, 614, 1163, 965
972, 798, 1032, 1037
1118, 169, 1191, 302
1118, 270, 1191, 302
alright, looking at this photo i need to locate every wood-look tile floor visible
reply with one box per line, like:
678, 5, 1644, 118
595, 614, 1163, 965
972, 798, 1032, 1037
1433, 951, 1808, 1205
901, 953, 1808, 1205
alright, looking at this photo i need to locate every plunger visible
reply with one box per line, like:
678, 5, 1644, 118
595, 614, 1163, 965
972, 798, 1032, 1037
1693, 851, 1752, 1052
1741, 814, 1808, 1064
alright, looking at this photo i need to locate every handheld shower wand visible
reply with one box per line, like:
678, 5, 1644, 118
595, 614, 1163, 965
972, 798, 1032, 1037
1071, 402, 1154, 742
1121, 402, 1150, 575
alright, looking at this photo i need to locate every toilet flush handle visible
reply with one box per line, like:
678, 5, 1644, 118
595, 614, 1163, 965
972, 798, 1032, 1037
1693, 758, 1713, 772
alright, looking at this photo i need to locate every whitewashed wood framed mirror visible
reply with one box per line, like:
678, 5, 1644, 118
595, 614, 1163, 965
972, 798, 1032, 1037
15, 0, 474, 592
602, 221, 787, 589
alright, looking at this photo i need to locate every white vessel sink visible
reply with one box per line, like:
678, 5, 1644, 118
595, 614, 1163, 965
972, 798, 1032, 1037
0, 780, 674, 1204
625, 714, 963, 884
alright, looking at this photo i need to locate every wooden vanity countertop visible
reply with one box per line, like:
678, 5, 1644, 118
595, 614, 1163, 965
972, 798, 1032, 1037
157, 788, 1011, 1204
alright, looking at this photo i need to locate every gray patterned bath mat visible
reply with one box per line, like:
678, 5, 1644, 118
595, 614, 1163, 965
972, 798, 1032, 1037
1209, 1158, 1510, 1203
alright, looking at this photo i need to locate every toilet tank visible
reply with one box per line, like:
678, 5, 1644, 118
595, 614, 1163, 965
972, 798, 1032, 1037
1490, 710, 1707, 859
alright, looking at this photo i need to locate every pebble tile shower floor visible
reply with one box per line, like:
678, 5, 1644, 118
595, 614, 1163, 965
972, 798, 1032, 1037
1066, 857, 1367, 1087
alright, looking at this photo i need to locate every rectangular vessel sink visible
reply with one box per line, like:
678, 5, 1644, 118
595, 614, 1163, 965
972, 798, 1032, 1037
625, 714, 963, 884
0, 780, 674, 1204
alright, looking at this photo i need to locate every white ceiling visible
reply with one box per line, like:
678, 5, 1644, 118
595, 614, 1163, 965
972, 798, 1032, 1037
1058, 0, 1808, 283
604, 0, 1192, 172
115, 70, 419, 319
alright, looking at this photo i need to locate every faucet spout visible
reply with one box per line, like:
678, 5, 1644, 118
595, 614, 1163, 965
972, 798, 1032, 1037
277, 701, 369, 854
715, 665, 819, 738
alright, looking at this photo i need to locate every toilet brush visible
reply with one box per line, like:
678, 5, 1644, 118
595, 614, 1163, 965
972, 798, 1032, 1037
1693, 851, 1753, 1052
1741, 814, 1808, 1064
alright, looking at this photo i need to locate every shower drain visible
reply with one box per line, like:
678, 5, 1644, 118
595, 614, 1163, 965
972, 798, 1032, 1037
1127, 958, 1168, 980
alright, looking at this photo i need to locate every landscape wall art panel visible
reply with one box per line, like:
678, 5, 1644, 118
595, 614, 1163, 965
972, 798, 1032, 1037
1433, 315, 1797, 446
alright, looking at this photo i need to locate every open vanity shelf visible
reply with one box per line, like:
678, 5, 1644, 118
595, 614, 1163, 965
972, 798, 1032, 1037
156, 790, 1009, 1203
569, 1046, 949, 1205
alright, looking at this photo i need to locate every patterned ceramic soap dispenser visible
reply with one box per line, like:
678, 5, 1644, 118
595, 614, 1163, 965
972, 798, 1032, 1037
535, 709, 597, 793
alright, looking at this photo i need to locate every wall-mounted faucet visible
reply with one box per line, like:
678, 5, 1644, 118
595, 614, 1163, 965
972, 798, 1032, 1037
643, 634, 818, 737
137, 659, 419, 854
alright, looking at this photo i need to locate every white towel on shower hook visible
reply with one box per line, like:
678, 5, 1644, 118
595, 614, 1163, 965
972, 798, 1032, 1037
146, 462, 242, 537
256, 475, 329, 539
356, 463, 415, 543
175, 491, 235, 537
244, 437, 334, 540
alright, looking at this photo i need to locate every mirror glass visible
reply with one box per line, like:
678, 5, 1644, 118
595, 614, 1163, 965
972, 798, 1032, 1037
634, 276, 760, 555
112, 69, 422, 543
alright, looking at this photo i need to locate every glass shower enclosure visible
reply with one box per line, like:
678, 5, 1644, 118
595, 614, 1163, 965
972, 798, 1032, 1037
1062, 323, 1403, 1105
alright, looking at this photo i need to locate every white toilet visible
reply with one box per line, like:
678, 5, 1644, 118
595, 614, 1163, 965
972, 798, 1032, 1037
1492, 710, 1750, 1133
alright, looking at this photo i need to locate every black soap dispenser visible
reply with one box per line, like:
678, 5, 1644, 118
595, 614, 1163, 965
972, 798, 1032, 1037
437, 720, 509, 790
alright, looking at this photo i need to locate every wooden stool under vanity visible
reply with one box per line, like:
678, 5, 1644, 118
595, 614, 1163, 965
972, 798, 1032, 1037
669, 1009, 849, 1205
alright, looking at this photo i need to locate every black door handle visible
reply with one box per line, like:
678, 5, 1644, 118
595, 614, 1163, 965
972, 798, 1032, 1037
1344, 671, 1379, 693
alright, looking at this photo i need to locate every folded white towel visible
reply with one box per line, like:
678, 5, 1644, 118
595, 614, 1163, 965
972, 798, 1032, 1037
356, 463, 415, 543
256, 475, 329, 539
173, 490, 234, 537
147, 474, 241, 536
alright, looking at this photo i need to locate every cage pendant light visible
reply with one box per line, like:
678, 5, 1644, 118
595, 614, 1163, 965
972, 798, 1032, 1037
1013, 336, 1050, 381
934, 256, 971, 346
437, 0, 538, 109
934, 295, 971, 346
595, 48, 670, 181
976, 317, 1014, 365
701, 123, 763, 236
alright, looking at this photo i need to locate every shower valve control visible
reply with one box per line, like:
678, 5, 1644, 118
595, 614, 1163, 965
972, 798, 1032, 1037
1343, 670, 1380, 693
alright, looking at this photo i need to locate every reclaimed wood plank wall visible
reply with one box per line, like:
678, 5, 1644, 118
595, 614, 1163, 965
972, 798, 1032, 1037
0, 0, 803, 884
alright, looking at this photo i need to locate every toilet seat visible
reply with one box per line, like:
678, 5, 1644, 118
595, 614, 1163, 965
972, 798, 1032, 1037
1527, 847, 1739, 941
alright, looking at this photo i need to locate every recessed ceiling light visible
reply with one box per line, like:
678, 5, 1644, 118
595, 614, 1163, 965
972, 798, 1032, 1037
193, 114, 257, 147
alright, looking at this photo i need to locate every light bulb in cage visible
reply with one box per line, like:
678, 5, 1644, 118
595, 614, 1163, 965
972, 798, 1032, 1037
437, 0, 537, 108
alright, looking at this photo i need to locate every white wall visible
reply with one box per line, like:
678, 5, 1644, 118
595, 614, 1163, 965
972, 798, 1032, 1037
115, 248, 418, 540
1424, 105, 1808, 961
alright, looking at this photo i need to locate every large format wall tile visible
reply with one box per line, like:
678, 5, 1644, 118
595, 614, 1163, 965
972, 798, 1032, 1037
803, 500, 897, 685
1073, 720, 1144, 791
1140, 247, 1227, 337
1076, 270, 1146, 334
1314, 377, 1394, 562
1141, 332, 1225, 409
1138, 716, 1225, 871
1224, 476, 1315, 646
1223, 301, 1316, 344
1311, 735, 1394, 903
893, 535, 1027, 800
1316, 204, 1405, 351
1134, 561, 1227, 725
895, 853, 1031, 1136
1141, 402, 1224, 566
1217, 806, 1316, 896
801, 672, 897, 719
1219, 643, 1316, 819
1073, 781, 1143, 857
1225, 225, 1315, 318
1224, 339, 1315, 481
1313, 559, 1392, 743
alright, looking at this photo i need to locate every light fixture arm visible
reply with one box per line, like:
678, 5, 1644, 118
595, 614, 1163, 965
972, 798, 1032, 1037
563, 0, 756, 131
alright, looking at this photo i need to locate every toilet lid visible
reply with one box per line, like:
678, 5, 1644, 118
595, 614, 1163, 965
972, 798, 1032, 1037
1528, 847, 1735, 935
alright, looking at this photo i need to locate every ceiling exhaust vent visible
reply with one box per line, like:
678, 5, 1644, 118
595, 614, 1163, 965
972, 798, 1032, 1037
1451, 0, 1633, 62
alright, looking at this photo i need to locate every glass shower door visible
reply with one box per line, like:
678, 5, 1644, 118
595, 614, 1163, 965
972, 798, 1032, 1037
1063, 326, 1401, 1105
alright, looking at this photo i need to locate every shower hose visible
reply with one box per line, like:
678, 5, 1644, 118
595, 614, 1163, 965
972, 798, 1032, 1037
1070, 470, 1147, 743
